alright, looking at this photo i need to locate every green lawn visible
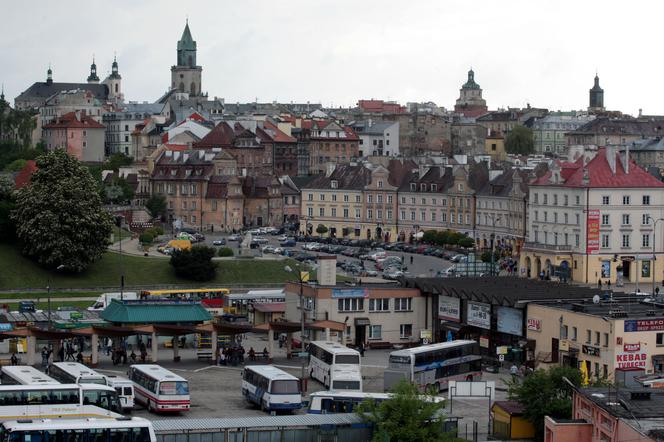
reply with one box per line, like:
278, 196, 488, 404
110, 226, 132, 243
0, 291, 101, 300
0, 244, 310, 290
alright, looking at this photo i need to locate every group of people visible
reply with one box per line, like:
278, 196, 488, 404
217, 345, 270, 366
39, 340, 86, 368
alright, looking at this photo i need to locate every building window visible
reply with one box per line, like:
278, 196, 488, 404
343, 209, 349, 218
343, 194, 349, 202
378, 180, 383, 188
320, 194, 325, 201
534, 193, 539, 204
622, 214, 630, 225
572, 327, 577, 341
332, 194, 337, 202
576, 214, 580, 225
369, 298, 389, 312
387, 195, 393, 204
564, 195, 569, 206
368, 194, 373, 203
657, 333, 664, 346
400, 211, 406, 220
622, 234, 630, 248
442, 212, 447, 223
643, 234, 650, 248
431, 184, 437, 192
338, 298, 364, 312
368, 325, 382, 340
561, 325, 568, 339
410, 183, 416, 191
308, 193, 313, 201
331, 208, 337, 217
623, 195, 631, 205
394, 298, 412, 311
367, 209, 373, 219
307, 207, 313, 217
400, 324, 413, 338
355, 195, 361, 203
377, 195, 383, 204
387, 210, 393, 220
602, 196, 610, 205
420, 211, 426, 221
601, 234, 609, 248
410, 211, 416, 221
543, 194, 548, 205
319, 208, 325, 217
575, 195, 580, 205
594, 332, 600, 346
586, 329, 591, 344
643, 195, 651, 205
553, 194, 558, 205
575, 234, 580, 246
601, 214, 609, 225
355, 209, 361, 219
330, 180, 338, 189
603, 333, 609, 348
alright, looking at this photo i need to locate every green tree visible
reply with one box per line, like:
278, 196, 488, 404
139, 233, 154, 245
145, 195, 167, 219
11, 149, 113, 271
4, 159, 26, 172
0, 175, 16, 242
422, 230, 438, 244
105, 153, 133, 171
170, 245, 217, 281
457, 236, 475, 249
505, 125, 535, 155
507, 366, 582, 439
316, 224, 328, 235
435, 230, 450, 246
103, 176, 135, 204
358, 379, 455, 442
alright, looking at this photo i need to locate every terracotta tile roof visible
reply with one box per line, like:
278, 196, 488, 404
262, 120, 296, 143
43, 111, 105, 129
195, 122, 236, 148
14, 160, 37, 189
532, 148, 664, 188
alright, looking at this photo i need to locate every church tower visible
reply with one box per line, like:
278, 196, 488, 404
454, 68, 488, 118
171, 20, 203, 97
87, 57, 100, 84
103, 55, 123, 101
46, 65, 53, 85
588, 73, 604, 113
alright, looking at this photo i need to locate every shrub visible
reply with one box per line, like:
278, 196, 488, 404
170, 245, 217, 281
218, 247, 234, 257
139, 233, 154, 245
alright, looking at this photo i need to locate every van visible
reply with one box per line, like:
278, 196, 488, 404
88, 292, 138, 311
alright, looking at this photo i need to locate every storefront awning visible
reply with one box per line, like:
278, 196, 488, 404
354, 317, 370, 326
440, 322, 465, 332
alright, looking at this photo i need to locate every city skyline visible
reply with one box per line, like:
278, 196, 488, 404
1, 0, 663, 115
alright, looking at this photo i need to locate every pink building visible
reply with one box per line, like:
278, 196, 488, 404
545, 387, 664, 442
43, 111, 105, 162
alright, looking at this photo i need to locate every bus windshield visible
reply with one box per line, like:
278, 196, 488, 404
270, 380, 299, 394
335, 355, 359, 365
82, 390, 120, 412
159, 381, 189, 395
81, 378, 106, 385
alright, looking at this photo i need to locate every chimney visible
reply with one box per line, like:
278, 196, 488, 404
606, 145, 617, 175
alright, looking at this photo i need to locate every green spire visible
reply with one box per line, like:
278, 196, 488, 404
462, 68, 480, 90
178, 20, 196, 51
87, 55, 100, 82
109, 54, 121, 80
177, 20, 197, 67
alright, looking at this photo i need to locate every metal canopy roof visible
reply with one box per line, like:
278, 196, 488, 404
152, 414, 362, 432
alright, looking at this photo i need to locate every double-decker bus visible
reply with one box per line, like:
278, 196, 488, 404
48, 362, 106, 385
384, 340, 481, 392
128, 365, 190, 413
0, 366, 59, 386
0, 384, 121, 417
307, 341, 362, 391
0, 417, 156, 442
138, 288, 230, 309
241, 365, 302, 412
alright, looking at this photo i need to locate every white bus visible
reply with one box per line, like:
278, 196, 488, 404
307, 341, 362, 391
307, 391, 390, 414
128, 365, 190, 413
103, 375, 135, 411
48, 362, 106, 385
241, 365, 302, 412
0, 417, 156, 442
0, 366, 59, 386
384, 340, 482, 392
0, 384, 121, 417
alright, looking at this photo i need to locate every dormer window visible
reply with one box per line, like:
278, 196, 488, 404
331, 180, 338, 189
410, 183, 416, 191
170, 169, 177, 176
431, 184, 437, 192
185, 169, 192, 176
420, 184, 426, 191
378, 180, 383, 188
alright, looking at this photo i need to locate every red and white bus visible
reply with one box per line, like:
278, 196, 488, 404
128, 364, 190, 413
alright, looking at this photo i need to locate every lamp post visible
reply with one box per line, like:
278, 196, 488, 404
285, 264, 308, 389
647, 216, 664, 295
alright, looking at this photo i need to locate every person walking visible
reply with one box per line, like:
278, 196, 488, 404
598, 279, 602, 289
410, 255, 414, 265
41, 346, 49, 369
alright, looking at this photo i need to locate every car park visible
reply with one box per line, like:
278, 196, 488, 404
303, 242, 321, 251
262, 245, 276, 254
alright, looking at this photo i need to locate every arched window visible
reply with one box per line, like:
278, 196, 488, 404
114, 83, 118, 93
178, 82, 185, 92
190, 82, 196, 96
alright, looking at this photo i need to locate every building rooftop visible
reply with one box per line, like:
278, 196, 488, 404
101, 300, 212, 324
531, 294, 664, 320
579, 387, 664, 420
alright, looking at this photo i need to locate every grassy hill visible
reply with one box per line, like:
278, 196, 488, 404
0, 244, 306, 290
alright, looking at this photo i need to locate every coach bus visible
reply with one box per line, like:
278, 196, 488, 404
384, 340, 481, 392
0, 417, 156, 442
307, 341, 362, 391
48, 362, 106, 385
0, 366, 59, 386
0, 384, 121, 417
138, 288, 230, 309
241, 365, 302, 412
307, 391, 390, 414
128, 365, 190, 413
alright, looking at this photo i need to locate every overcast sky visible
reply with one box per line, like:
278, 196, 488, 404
1, 0, 661, 115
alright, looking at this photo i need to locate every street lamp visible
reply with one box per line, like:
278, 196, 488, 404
646, 216, 664, 295
285, 264, 309, 389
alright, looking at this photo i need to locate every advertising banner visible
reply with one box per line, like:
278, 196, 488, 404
497, 307, 523, 336
332, 288, 368, 298
587, 209, 600, 254
467, 302, 491, 329
625, 319, 664, 332
616, 351, 648, 369
527, 318, 542, 332
439, 295, 461, 322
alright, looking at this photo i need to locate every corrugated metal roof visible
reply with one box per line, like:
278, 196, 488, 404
152, 414, 362, 432
101, 300, 212, 324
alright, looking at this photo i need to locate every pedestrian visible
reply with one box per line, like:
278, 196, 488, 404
262, 347, 269, 359
41, 346, 49, 369
410, 255, 414, 265
359, 342, 365, 357
10, 353, 18, 365
58, 346, 64, 362
657, 287, 660, 296
510, 364, 518, 377
249, 347, 256, 361
76, 351, 84, 364
607, 280, 611, 290
106, 338, 112, 356
239, 346, 245, 364
218, 347, 225, 366
598, 279, 602, 289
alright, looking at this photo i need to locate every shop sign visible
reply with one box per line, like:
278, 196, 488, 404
420, 329, 432, 342
479, 336, 489, 348
438, 296, 461, 322
582, 345, 601, 357
587, 209, 600, 254
332, 288, 368, 299
497, 307, 523, 336
0, 324, 12, 332
625, 319, 664, 332
616, 351, 648, 369
527, 318, 542, 332
467, 301, 491, 329
496, 346, 510, 355
624, 343, 641, 352
560, 340, 570, 351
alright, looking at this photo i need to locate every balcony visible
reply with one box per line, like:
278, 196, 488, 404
524, 242, 573, 253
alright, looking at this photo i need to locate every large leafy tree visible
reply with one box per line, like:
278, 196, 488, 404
145, 195, 167, 219
507, 366, 582, 439
505, 125, 535, 155
12, 149, 113, 271
170, 245, 217, 281
358, 379, 456, 442
0, 175, 16, 242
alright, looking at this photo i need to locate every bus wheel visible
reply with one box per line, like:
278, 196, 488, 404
434, 382, 440, 393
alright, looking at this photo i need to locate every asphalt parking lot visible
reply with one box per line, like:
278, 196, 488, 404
200, 232, 453, 279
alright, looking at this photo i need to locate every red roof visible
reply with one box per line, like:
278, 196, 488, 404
262, 120, 296, 143
532, 148, 664, 188
195, 122, 236, 148
14, 160, 37, 189
162, 143, 188, 151
187, 112, 207, 122
43, 111, 105, 129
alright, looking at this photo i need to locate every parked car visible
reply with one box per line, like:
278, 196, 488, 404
277, 235, 289, 242
228, 234, 242, 241
450, 254, 467, 263
253, 236, 269, 244
303, 242, 321, 251
262, 245, 276, 254
382, 269, 405, 280
212, 239, 226, 246
280, 239, 297, 247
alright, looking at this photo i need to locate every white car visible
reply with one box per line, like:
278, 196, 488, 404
368, 250, 387, 261
253, 236, 269, 244
262, 245, 276, 254
303, 242, 321, 251
277, 235, 289, 242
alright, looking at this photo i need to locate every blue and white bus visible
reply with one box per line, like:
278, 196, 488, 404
307, 341, 362, 391
384, 340, 481, 392
307, 390, 445, 414
241, 365, 302, 412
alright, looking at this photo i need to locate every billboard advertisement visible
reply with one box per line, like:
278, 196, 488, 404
624, 319, 664, 332
438, 295, 461, 322
467, 301, 491, 329
332, 288, 368, 298
497, 307, 523, 336
587, 209, 600, 254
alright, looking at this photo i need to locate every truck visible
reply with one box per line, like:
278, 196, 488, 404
87, 292, 138, 311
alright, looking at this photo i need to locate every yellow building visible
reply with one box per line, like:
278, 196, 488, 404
485, 131, 506, 161
492, 401, 535, 440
